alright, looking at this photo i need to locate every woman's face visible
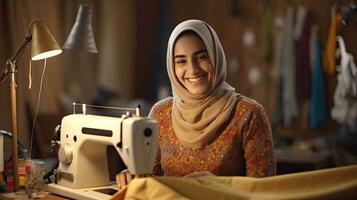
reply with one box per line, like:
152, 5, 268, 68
173, 33, 213, 95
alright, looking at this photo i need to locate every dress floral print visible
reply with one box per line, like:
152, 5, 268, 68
149, 95, 276, 177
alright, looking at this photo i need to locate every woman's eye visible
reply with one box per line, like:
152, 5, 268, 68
198, 54, 209, 60
175, 59, 186, 64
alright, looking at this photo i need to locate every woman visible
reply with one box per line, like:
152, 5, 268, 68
117, 19, 276, 188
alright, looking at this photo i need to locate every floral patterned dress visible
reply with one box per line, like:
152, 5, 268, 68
149, 95, 276, 177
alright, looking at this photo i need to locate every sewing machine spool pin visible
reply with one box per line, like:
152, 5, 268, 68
82, 103, 87, 115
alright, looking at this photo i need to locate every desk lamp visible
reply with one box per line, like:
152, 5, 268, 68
0, 19, 62, 192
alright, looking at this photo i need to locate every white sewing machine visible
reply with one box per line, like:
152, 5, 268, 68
48, 103, 158, 200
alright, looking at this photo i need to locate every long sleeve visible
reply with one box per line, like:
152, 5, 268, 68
148, 103, 164, 176
243, 103, 276, 177
151, 144, 163, 176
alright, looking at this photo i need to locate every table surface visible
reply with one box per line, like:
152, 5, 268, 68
0, 191, 69, 200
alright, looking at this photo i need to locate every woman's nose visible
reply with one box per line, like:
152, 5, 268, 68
188, 60, 200, 73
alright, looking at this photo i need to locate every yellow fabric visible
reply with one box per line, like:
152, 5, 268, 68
112, 165, 357, 200
323, 14, 341, 74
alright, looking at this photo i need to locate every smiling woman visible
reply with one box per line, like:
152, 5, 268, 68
117, 19, 276, 189
173, 31, 213, 95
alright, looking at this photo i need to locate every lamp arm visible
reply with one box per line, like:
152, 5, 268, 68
0, 34, 32, 83
10, 34, 32, 62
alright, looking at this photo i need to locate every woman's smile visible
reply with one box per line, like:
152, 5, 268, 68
185, 74, 207, 85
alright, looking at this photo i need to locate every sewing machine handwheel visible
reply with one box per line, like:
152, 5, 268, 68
58, 144, 73, 166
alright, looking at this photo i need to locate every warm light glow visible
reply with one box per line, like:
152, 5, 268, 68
31, 49, 62, 61
30, 19, 62, 61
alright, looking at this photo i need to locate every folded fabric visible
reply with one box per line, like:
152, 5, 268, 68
112, 165, 357, 200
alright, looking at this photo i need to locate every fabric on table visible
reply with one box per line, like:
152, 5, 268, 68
112, 165, 357, 200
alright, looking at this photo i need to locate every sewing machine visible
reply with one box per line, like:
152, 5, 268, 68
48, 103, 158, 200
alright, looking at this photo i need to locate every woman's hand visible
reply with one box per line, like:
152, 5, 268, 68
183, 171, 215, 178
116, 169, 134, 190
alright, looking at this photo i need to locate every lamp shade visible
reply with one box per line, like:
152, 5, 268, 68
63, 4, 98, 53
31, 20, 62, 61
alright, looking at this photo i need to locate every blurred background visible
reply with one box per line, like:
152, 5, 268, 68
0, 0, 356, 175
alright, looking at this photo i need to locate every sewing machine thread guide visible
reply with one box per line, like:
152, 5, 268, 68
72, 102, 141, 116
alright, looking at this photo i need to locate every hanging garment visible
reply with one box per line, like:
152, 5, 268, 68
270, 16, 284, 116
279, 6, 298, 126
323, 8, 342, 75
259, 4, 272, 61
331, 36, 357, 128
309, 26, 327, 129
295, 7, 312, 102
293, 6, 307, 41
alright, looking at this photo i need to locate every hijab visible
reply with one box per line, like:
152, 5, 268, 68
167, 19, 237, 148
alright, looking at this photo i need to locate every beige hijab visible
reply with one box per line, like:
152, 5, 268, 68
167, 19, 237, 148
